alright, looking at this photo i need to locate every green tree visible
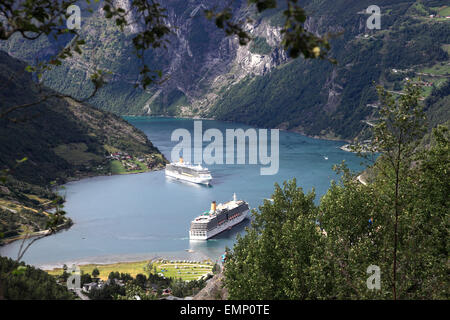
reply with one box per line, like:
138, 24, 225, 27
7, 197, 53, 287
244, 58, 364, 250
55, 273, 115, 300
223, 83, 448, 299
88, 283, 125, 300
108, 271, 120, 280
0, 256, 74, 299
367, 82, 426, 299
224, 179, 321, 299
313, 163, 384, 299
80, 272, 92, 285
115, 282, 156, 300
316, 83, 448, 299
403, 125, 449, 298
134, 274, 147, 288
92, 268, 100, 278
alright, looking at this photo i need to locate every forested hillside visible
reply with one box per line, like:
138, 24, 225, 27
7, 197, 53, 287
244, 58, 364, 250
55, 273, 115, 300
209, 0, 450, 140
224, 84, 449, 299
0, 51, 167, 244
1, 0, 448, 140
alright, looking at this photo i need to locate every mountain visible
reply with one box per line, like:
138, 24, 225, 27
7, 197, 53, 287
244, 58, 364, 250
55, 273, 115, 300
207, 0, 450, 140
1, 0, 449, 141
0, 50, 167, 243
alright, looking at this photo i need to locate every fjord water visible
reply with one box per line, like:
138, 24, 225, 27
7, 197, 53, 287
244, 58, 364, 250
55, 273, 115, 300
0, 118, 364, 267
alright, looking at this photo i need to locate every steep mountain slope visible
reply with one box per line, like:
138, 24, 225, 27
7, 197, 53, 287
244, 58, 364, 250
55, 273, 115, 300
0, 51, 166, 185
0, 51, 167, 243
208, 0, 450, 140
1, 0, 449, 140
0, 0, 286, 115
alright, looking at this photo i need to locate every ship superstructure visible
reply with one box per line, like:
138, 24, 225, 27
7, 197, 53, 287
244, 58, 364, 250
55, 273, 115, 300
189, 193, 249, 240
165, 157, 212, 185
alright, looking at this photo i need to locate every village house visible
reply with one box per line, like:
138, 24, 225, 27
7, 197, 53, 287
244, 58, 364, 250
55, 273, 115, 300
162, 288, 172, 295
106, 278, 125, 286
82, 282, 98, 292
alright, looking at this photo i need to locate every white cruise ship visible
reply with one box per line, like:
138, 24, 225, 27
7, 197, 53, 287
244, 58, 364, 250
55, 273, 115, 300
165, 157, 212, 185
189, 194, 249, 240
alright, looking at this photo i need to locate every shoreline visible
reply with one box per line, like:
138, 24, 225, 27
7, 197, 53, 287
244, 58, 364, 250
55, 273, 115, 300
339, 144, 354, 152
286, 128, 352, 144
0, 221, 73, 246
1, 117, 353, 263
38, 250, 216, 271
0, 166, 165, 248
62, 164, 165, 185
123, 114, 214, 121
124, 115, 353, 145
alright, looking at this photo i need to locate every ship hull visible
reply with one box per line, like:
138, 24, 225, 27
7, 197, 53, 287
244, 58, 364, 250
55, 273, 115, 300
165, 169, 212, 185
189, 210, 249, 240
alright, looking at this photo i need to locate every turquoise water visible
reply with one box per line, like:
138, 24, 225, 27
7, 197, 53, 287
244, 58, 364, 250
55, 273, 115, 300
0, 118, 364, 267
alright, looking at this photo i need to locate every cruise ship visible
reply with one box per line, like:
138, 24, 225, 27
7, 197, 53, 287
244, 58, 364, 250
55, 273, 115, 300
165, 157, 212, 185
189, 194, 250, 240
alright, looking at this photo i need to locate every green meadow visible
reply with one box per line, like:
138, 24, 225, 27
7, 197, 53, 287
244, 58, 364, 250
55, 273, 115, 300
45, 259, 214, 282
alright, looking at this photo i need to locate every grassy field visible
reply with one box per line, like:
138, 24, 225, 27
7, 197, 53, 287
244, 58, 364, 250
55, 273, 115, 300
411, 56, 450, 97
420, 63, 450, 76
0, 198, 58, 244
45, 259, 214, 281
0, 198, 50, 216
109, 160, 127, 174
24, 194, 48, 205
136, 160, 147, 171
154, 261, 213, 281
53, 143, 103, 166
47, 260, 150, 280
109, 159, 148, 175
438, 6, 450, 17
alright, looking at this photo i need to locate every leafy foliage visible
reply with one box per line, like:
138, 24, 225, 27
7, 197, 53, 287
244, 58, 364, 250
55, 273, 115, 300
224, 179, 321, 299
224, 84, 449, 299
171, 278, 206, 298
0, 256, 74, 299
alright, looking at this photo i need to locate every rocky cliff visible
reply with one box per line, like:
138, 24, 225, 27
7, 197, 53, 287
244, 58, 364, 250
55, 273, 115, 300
1, 0, 449, 140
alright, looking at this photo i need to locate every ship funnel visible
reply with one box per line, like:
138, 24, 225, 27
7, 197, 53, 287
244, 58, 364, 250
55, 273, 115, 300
179, 157, 184, 163
233, 193, 237, 202
210, 201, 216, 213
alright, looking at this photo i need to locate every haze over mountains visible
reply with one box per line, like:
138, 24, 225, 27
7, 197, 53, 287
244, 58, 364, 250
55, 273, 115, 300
1, 0, 448, 141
